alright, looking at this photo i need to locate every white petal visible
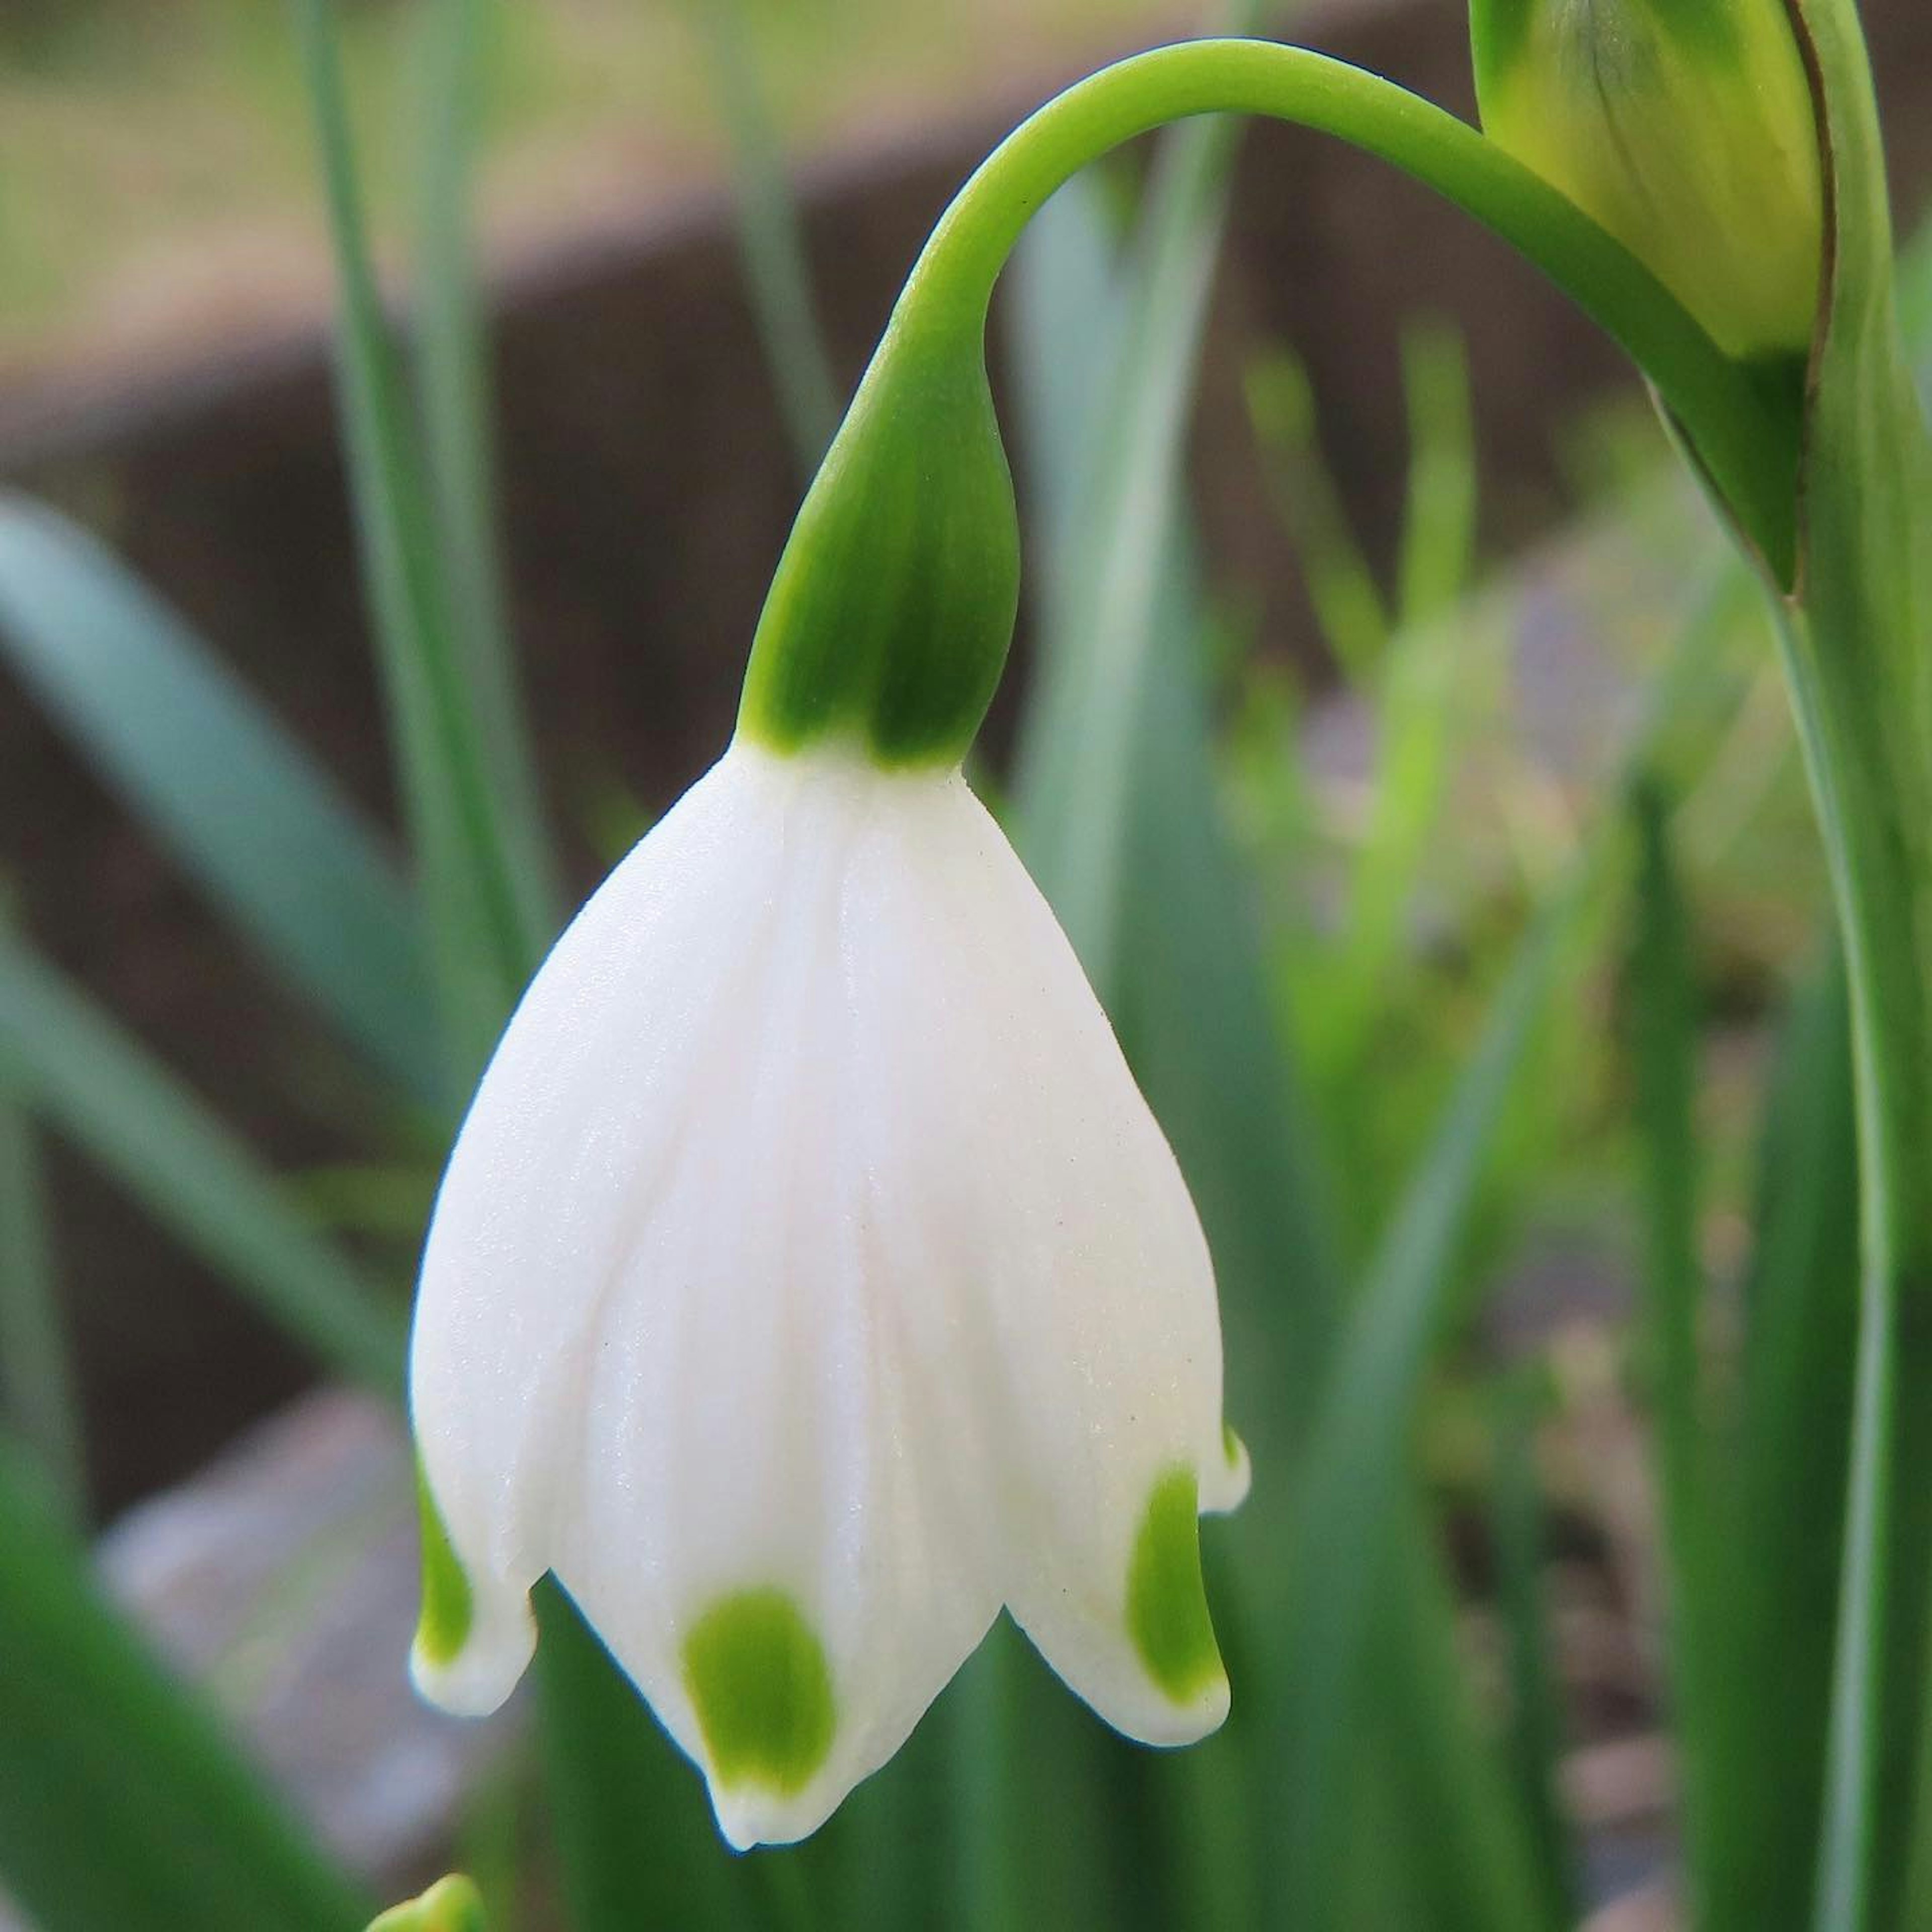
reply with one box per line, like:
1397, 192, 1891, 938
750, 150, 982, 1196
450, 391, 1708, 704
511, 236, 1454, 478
414, 744, 1003, 1842
844, 775, 1240, 1745
408, 1570, 536, 1718
410, 747, 799, 1708
548, 755, 1003, 1845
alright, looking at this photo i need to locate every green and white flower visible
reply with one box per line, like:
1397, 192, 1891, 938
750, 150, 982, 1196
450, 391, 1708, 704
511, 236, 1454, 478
409, 731, 1248, 1849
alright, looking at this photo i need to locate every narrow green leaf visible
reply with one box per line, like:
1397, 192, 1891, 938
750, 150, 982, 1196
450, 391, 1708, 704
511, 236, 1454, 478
1265, 594, 1747, 1930
1626, 780, 1724, 1917
1272, 844, 1587, 1932
1393, 319, 1478, 628
1115, 539, 1344, 1468
1247, 347, 1392, 683
686, 0, 839, 477
1373, 1508, 1562, 1932
1770, 6, 1932, 1922
1704, 950, 1859, 1932
0, 1448, 370, 1932
291, 0, 547, 1081
533, 1584, 784, 1932
414, 0, 559, 948
0, 932, 406, 1394
0, 499, 440, 1103
0, 999, 84, 1525
1006, 174, 1126, 570
1489, 1375, 1578, 1927
1009, 13, 1262, 992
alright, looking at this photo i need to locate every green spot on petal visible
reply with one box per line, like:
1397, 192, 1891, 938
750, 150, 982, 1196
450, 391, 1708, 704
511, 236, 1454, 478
1222, 1422, 1243, 1469
1128, 1466, 1225, 1703
414, 1461, 473, 1668
683, 1587, 836, 1796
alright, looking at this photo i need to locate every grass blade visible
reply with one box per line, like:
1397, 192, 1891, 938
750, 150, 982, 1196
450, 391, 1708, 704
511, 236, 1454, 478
1394, 320, 1479, 629
1009, 0, 1269, 992
1626, 779, 1723, 1918
1374, 1509, 1561, 1932
0, 932, 406, 1394
1269, 575, 1751, 1929
0, 1447, 370, 1932
1273, 847, 1587, 1931
414, 0, 559, 947
1247, 347, 1391, 683
1489, 1375, 1579, 1927
0, 994, 84, 1524
533, 1587, 763, 1932
1704, 949, 1859, 1932
686, 0, 839, 477
0, 499, 440, 1103
291, 0, 546, 1080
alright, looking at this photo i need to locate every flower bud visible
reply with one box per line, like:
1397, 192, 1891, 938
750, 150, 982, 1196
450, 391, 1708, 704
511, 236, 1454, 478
367, 1875, 485, 1932
1471, 0, 1823, 360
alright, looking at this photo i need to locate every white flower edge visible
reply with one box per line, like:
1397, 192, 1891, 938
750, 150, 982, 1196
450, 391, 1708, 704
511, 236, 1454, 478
409, 738, 1250, 1849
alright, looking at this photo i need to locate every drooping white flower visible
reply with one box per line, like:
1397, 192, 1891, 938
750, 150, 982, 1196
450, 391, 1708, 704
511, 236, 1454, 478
410, 736, 1248, 1849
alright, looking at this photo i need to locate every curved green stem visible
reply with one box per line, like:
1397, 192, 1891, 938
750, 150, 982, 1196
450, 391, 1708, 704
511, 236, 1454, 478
896, 37, 1800, 579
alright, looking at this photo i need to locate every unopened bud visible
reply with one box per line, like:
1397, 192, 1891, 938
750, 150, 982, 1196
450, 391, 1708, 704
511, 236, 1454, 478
1471, 0, 1823, 359
366, 1874, 486, 1932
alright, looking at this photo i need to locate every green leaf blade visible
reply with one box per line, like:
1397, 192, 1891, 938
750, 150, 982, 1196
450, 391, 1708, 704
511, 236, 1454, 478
0, 932, 406, 1395
0, 1451, 371, 1932
0, 500, 442, 1104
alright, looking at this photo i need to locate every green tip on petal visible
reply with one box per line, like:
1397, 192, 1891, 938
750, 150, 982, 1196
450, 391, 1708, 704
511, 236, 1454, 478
1128, 1466, 1226, 1704
1222, 1421, 1243, 1469
366, 1874, 487, 1932
414, 1461, 474, 1669
683, 1587, 838, 1796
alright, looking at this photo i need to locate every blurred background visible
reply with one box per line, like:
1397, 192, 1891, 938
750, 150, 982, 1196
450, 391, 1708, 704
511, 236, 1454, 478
2, 2, 1930, 1928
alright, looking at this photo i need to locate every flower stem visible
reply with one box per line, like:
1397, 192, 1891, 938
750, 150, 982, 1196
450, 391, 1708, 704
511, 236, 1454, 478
888, 36, 1802, 580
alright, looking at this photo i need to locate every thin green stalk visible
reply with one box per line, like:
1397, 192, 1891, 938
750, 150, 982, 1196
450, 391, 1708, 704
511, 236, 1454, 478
908, 39, 1799, 577
0, 1040, 84, 1526
0, 1448, 372, 1932
1394, 319, 1479, 628
687, 0, 840, 477
1266, 608, 1726, 1926
1246, 347, 1392, 683
415, 0, 559, 945
1706, 947, 1858, 1931
1771, 6, 1932, 1922
1490, 1375, 1577, 1928
1627, 780, 1723, 1923
0, 500, 442, 1104
1012, 92, 1249, 986
290, 0, 542, 1080
0, 931, 406, 1396
941, 35, 1798, 988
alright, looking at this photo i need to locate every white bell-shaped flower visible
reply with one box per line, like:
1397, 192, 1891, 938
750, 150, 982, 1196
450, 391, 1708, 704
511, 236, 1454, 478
409, 736, 1249, 1849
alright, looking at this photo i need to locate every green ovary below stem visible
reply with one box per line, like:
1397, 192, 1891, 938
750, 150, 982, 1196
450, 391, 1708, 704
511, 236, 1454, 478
1129, 1466, 1226, 1701
683, 1586, 839, 1794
